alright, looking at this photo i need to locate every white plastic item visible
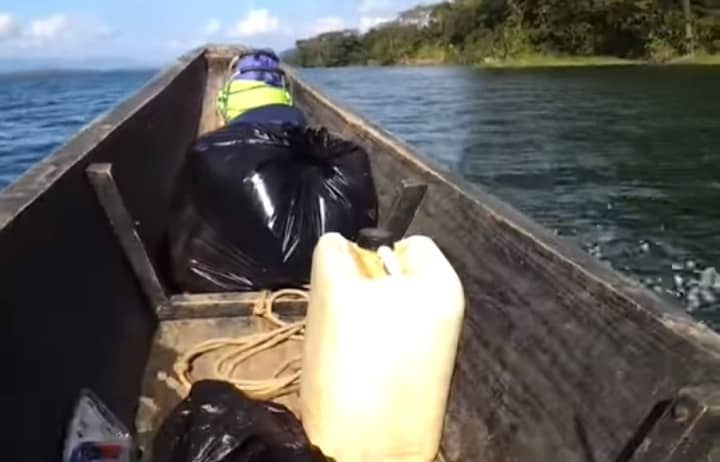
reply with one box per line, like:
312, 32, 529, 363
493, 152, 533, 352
300, 231, 465, 462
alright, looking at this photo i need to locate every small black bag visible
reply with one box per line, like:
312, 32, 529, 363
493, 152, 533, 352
167, 123, 378, 292
151, 380, 329, 462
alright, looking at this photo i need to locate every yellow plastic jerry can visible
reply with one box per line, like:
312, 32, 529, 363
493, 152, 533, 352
300, 229, 465, 462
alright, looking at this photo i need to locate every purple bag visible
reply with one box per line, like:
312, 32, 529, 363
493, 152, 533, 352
232, 49, 285, 88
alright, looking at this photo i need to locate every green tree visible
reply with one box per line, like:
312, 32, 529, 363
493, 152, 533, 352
291, 0, 720, 67
295, 30, 365, 67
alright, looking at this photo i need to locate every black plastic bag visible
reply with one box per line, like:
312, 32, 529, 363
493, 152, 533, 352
166, 123, 378, 292
151, 380, 329, 462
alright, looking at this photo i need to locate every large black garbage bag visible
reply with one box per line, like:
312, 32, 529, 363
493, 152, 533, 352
167, 122, 378, 292
152, 380, 329, 462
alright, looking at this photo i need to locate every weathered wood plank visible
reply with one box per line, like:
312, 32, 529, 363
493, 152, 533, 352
384, 180, 428, 241
87, 163, 170, 316
2, 49, 207, 462
628, 385, 720, 461
197, 45, 246, 135
286, 66, 720, 462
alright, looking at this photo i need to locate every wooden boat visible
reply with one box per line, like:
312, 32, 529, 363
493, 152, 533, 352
5, 45, 720, 462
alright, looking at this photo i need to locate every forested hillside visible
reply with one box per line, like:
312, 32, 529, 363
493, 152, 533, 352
293, 0, 720, 66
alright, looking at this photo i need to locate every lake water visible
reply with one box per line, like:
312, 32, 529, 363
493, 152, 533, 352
0, 70, 155, 187
1, 66, 719, 327
301, 66, 720, 327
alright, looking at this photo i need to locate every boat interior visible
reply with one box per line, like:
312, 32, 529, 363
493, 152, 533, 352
5, 46, 720, 462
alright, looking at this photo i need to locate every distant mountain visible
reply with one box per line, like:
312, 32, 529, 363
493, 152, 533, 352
0, 57, 162, 74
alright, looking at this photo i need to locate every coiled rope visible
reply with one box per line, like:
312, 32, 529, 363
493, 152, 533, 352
173, 288, 308, 401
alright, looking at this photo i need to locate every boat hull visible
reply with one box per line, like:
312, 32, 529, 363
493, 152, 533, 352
3, 46, 720, 462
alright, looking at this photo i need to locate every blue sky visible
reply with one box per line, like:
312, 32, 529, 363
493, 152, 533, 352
0, 0, 427, 65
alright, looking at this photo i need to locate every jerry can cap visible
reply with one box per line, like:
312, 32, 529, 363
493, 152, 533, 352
356, 227, 395, 251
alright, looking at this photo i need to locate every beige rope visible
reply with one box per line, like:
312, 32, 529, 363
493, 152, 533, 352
173, 288, 309, 401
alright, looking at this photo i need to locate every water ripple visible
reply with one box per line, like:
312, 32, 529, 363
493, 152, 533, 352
302, 65, 720, 329
0, 70, 154, 191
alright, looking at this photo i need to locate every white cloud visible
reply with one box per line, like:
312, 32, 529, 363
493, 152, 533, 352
0, 12, 115, 59
23, 13, 114, 43
28, 14, 71, 40
360, 16, 392, 32
228, 9, 279, 38
310, 16, 346, 35
203, 18, 221, 36
0, 13, 20, 41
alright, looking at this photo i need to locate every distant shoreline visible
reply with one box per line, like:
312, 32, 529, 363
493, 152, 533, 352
361, 54, 720, 69
475, 54, 720, 69
5, 54, 720, 76
0, 67, 160, 77
297, 53, 720, 70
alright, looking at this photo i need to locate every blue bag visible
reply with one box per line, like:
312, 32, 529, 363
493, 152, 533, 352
231, 49, 285, 88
